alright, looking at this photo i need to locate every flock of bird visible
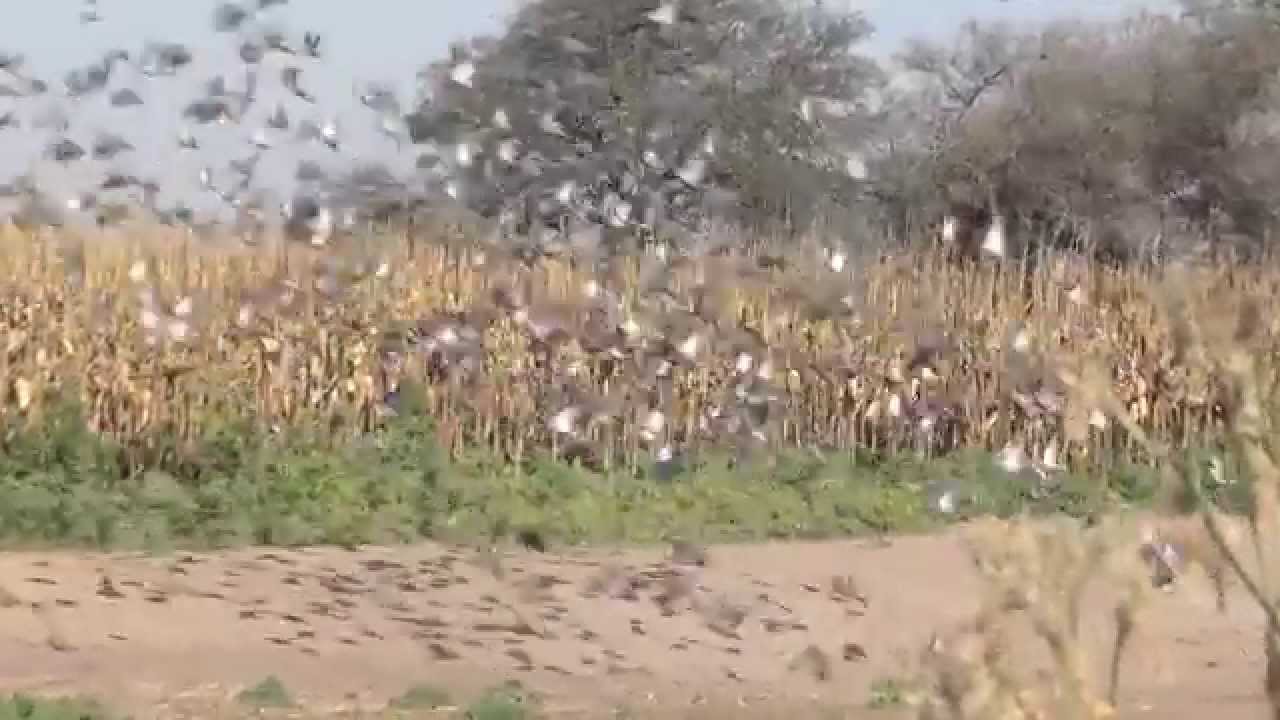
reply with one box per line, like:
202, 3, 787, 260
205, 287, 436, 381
0, 0, 758, 259
0, 0, 348, 233
0, 0, 1077, 506
0, 0, 1207, 619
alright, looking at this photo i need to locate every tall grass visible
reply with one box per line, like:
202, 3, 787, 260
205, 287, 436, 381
0, 221, 1263, 471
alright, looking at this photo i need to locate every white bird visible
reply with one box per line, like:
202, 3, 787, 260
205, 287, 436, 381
492, 107, 511, 130
455, 141, 476, 167
1208, 455, 1227, 486
548, 406, 581, 436
538, 110, 567, 137
298, 118, 340, 150
845, 153, 868, 180
641, 409, 666, 442
496, 137, 519, 164
1040, 440, 1063, 473
604, 196, 632, 227
177, 126, 199, 150
996, 442, 1064, 495
996, 443, 1029, 474
376, 113, 407, 148
647, 2, 678, 25
933, 488, 956, 514
81, 0, 102, 24
676, 156, 707, 187
676, 332, 701, 361
249, 128, 273, 149
1009, 325, 1032, 353
449, 60, 476, 88
308, 206, 334, 247
826, 247, 847, 273
319, 119, 339, 146
982, 215, 1006, 258
941, 215, 957, 245
555, 180, 576, 206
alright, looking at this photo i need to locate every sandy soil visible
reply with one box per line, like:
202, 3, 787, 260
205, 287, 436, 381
0, 524, 1267, 719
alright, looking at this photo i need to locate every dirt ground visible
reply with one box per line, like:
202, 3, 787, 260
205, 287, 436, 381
0, 523, 1268, 719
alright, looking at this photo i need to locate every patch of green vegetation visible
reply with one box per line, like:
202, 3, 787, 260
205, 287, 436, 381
0, 391, 1239, 550
389, 684, 452, 711
0, 694, 117, 720
867, 676, 909, 709
236, 676, 294, 709
464, 682, 536, 720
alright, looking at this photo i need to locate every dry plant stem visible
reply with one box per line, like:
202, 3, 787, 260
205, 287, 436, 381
1223, 350, 1280, 599
1108, 335, 1280, 716
1107, 601, 1136, 707
956, 520, 1119, 720
1119, 408, 1280, 631
1220, 349, 1280, 718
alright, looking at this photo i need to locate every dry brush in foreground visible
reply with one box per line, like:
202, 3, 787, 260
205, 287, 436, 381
914, 262, 1280, 720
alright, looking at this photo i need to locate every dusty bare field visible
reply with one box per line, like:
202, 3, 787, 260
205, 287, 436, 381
0, 525, 1266, 719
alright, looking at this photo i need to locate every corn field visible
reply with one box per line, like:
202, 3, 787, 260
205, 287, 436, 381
0, 218, 1272, 481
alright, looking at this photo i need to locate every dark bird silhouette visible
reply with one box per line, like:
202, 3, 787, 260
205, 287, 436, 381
281, 66, 314, 102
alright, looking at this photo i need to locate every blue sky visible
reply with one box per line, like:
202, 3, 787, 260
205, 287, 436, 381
0, 0, 1173, 218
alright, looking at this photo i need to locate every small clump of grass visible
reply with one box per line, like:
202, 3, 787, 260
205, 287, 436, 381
465, 682, 536, 720
0, 694, 116, 720
389, 684, 452, 711
236, 676, 294, 709
867, 676, 910, 709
